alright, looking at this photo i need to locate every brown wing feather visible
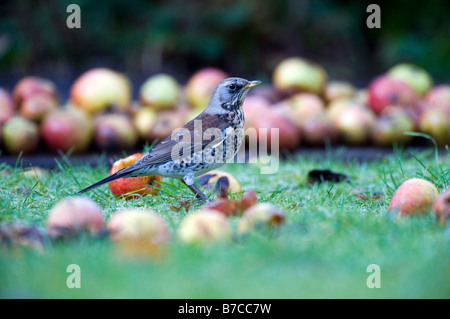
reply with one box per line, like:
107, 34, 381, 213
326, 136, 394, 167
129, 112, 229, 171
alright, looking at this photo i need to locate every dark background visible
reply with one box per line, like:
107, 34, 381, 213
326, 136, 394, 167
0, 0, 449, 97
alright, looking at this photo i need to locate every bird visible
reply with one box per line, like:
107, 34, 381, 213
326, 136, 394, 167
78, 77, 261, 201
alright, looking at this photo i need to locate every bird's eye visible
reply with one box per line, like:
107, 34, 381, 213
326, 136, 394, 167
229, 84, 237, 91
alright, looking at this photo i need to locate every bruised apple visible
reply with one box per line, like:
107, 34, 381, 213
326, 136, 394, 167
13, 76, 58, 107
20, 93, 58, 122
237, 203, 286, 234
2, 116, 40, 154
432, 190, 450, 226
368, 76, 417, 114
94, 113, 138, 150
186, 68, 228, 109
198, 170, 242, 194
387, 63, 433, 97
109, 153, 162, 199
419, 108, 450, 147
0, 88, 15, 124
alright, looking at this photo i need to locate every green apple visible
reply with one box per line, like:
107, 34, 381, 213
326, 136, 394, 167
387, 63, 433, 96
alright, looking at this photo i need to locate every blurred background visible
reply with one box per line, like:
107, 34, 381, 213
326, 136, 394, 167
1, 0, 449, 90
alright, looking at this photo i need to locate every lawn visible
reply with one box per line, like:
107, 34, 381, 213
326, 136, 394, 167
0, 147, 449, 299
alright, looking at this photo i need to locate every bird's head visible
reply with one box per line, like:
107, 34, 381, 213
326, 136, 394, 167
208, 77, 261, 113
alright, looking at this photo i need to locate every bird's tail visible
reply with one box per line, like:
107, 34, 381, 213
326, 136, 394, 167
78, 170, 130, 194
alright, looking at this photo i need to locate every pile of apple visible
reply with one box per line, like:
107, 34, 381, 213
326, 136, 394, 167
1, 60, 449, 156
245, 57, 450, 149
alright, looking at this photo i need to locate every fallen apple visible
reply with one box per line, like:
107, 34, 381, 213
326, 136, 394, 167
332, 105, 376, 145
47, 196, 105, 238
387, 63, 433, 97
70, 68, 132, 114
242, 95, 271, 131
288, 93, 325, 130
20, 93, 58, 122
147, 109, 187, 142
133, 107, 157, 141
273, 57, 327, 95
109, 153, 162, 199
177, 209, 231, 244
107, 209, 169, 243
432, 189, 450, 226
2, 116, 40, 154
198, 170, 242, 194
140, 73, 179, 110
388, 178, 440, 216
237, 203, 286, 234
13, 76, 58, 107
372, 108, 415, 146
368, 76, 417, 114
186, 68, 228, 109
324, 81, 356, 102
419, 108, 450, 147
425, 85, 450, 114
94, 113, 138, 150
301, 112, 338, 145
41, 108, 93, 153
0, 88, 15, 124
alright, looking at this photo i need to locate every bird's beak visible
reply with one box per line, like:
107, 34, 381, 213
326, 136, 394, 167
245, 80, 262, 89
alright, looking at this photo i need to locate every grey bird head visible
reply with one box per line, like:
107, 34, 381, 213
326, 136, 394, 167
206, 77, 261, 114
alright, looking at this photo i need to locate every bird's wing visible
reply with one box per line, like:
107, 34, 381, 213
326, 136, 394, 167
128, 112, 232, 172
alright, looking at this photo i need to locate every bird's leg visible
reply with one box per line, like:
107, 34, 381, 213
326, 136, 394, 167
181, 173, 210, 202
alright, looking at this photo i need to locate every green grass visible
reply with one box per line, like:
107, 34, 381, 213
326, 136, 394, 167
0, 148, 449, 298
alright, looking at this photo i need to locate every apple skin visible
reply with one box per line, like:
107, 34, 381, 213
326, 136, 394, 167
425, 85, 450, 114
147, 109, 187, 142
301, 112, 338, 146
94, 113, 138, 150
140, 74, 179, 110
273, 57, 327, 95
419, 108, 450, 147
325, 81, 356, 102
177, 209, 231, 244
242, 95, 271, 131
47, 197, 105, 238
388, 178, 440, 216
20, 93, 58, 122
237, 203, 285, 234
70, 68, 132, 114
0, 88, 15, 125
252, 108, 300, 151
41, 108, 93, 153
13, 76, 58, 108
372, 108, 415, 147
332, 105, 376, 145
109, 153, 162, 199
107, 209, 169, 243
432, 190, 450, 226
368, 76, 417, 114
2, 116, 40, 154
133, 107, 157, 141
288, 93, 325, 130
186, 68, 228, 109
387, 63, 433, 97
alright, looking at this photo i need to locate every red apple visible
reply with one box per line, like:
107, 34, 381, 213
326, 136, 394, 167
0, 88, 15, 124
387, 63, 433, 97
109, 153, 163, 199
2, 116, 40, 154
425, 85, 450, 114
368, 76, 417, 114
47, 196, 104, 238
177, 209, 231, 244
70, 68, 132, 114
388, 178, 440, 216
253, 108, 300, 151
419, 108, 450, 147
301, 112, 338, 145
13, 76, 58, 107
432, 190, 450, 226
94, 113, 138, 150
273, 57, 327, 95
140, 74, 179, 110
20, 93, 58, 122
288, 93, 325, 130
185, 68, 228, 109
41, 108, 93, 153
242, 95, 271, 131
